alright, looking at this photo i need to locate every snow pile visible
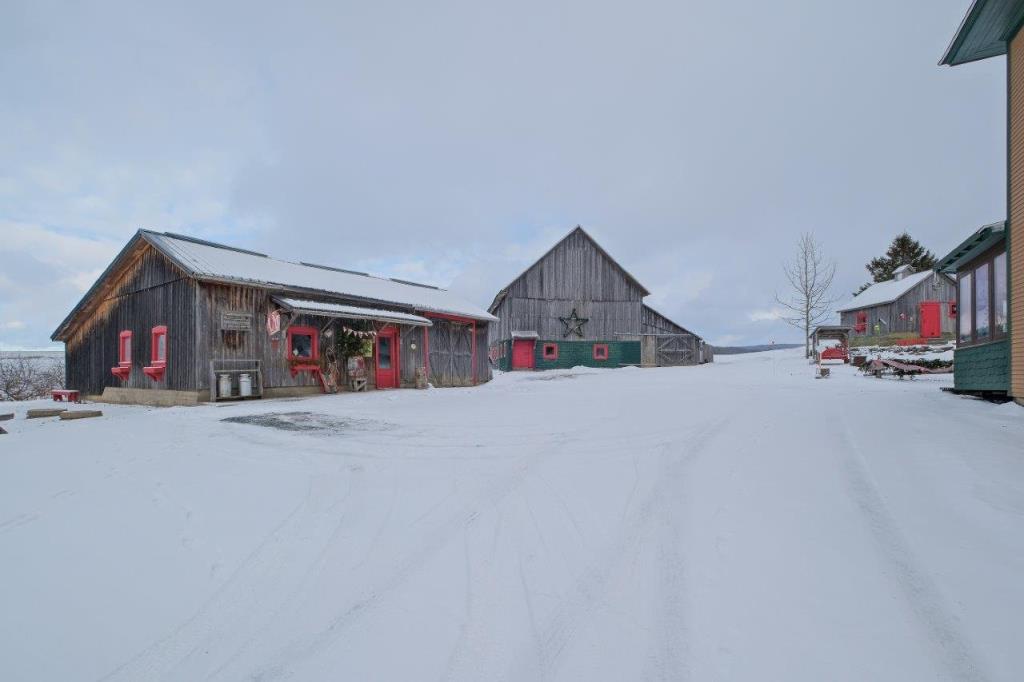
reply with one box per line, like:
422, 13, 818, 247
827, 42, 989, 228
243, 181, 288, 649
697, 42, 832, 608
1, 349, 1022, 681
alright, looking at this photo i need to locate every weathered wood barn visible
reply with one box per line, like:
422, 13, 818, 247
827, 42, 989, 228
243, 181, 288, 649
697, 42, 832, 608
52, 231, 496, 405
488, 226, 708, 370
837, 265, 956, 341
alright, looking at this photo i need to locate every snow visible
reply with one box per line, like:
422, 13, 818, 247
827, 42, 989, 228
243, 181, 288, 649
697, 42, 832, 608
2, 349, 1023, 681
145, 231, 497, 322
275, 298, 433, 326
836, 269, 937, 312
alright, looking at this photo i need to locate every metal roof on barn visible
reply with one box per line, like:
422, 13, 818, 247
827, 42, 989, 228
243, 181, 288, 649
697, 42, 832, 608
835, 270, 938, 313
53, 230, 496, 341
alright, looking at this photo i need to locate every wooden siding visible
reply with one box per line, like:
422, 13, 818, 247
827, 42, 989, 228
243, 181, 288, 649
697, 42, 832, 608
1009, 28, 1024, 400
196, 285, 488, 391
427, 318, 474, 386
640, 305, 700, 366
195, 283, 321, 391
839, 275, 957, 338
65, 245, 197, 395
491, 229, 647, 343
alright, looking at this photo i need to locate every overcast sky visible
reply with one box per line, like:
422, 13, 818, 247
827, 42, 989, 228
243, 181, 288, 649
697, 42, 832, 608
0, 0, 1007, 349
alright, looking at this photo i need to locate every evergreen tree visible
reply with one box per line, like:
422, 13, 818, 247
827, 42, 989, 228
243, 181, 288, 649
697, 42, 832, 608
855, 232, 936, 295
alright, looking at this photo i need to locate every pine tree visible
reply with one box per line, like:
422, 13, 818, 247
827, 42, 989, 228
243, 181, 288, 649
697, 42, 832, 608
855, 232, 936, 294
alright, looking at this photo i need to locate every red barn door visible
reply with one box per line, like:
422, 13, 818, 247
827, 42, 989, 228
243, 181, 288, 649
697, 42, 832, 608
375, 327, 399, 388
511, 339, 535, 370
919, 301, 940, 338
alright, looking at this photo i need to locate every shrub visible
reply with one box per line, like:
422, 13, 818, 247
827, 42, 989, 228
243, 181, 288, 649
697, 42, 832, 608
0, 356, 65, 401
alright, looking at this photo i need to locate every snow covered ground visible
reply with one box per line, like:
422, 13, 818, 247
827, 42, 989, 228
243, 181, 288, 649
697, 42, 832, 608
1, 349, 1022, 681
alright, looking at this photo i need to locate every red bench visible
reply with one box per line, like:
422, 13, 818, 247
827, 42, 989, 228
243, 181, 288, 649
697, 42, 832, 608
51, 389, 81, 403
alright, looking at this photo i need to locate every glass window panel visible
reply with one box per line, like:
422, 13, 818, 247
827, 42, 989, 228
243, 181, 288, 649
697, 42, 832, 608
292, 333, 313, 358
958, 276, 972, 343
157, 333, 166, 362
975, 263, 989, 339
378, 337, 391, 368
122, 336, 131, 362
994, 252, 1007, 334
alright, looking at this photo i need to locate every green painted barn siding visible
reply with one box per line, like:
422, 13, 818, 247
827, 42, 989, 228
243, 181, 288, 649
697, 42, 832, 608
491, 339, 513, 372
534, 340, 640, 370
954, 340, 1010, 392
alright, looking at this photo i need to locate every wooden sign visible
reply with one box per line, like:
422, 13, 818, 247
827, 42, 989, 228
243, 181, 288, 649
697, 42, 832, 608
220, 311, 253, 331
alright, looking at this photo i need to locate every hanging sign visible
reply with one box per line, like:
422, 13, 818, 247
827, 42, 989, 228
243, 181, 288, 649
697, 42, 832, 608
266, 310, 281, 336
221, 311, 253, 331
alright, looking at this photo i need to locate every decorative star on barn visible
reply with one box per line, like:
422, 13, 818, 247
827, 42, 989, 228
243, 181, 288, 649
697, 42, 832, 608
559, 308, 588, 338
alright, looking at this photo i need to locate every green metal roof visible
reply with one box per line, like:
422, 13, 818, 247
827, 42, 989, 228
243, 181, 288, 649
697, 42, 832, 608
941, 0, 1024, 65
936, 221, 1006, 272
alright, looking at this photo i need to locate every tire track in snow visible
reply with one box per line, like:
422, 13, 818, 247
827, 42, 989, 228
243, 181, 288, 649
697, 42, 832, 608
837, 414, 991, 682
501, 415, 732, 682
243, 436, 578, 681
100, 469, 360, 682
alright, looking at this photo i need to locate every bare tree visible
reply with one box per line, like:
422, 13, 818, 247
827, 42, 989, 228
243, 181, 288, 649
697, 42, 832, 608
0, 356, 65, 401
775, 233, 837, 359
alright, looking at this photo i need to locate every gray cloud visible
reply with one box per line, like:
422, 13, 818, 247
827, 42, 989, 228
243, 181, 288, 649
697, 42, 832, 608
0, 0, 1006, 348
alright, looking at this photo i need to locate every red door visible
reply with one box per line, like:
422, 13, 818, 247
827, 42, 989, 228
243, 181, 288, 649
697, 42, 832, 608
919, 301, 940, 338
375, 327, 399, 388
511, 339, 535, 370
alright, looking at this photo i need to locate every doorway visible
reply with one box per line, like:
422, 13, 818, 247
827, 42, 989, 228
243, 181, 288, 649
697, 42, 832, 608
376, 326, 399, 388
919, 301, 940, 338
512, 338, 535, 370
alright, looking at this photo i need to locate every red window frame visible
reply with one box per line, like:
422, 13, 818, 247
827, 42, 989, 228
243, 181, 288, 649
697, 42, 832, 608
593, 343, 609, 361
118, 330, 132, 366
150, 325, 168, 365
854, 311, 867, 333
111, 330, 132, 381
287, 325, 319, 361
542, 343, 559, 360
143, 325, 168, 381
948, 302, 957, 319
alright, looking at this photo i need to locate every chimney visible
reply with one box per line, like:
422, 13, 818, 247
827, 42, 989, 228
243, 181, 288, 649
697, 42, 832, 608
892, 264, 914, 281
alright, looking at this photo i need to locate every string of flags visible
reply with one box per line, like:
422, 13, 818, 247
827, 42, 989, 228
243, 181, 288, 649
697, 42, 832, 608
340, 326, 377, 338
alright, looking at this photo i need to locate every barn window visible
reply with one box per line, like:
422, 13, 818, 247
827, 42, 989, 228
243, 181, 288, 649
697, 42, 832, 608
948, 302, 957, 319
287, 325, 319, 361
143, 325, 168, 381
592, 343, 609, 361
854, 311, 867, 333
543, 343, 558, 360
111, 330, 132, 381
151, 326, 168, 364
118, 331, 132, 365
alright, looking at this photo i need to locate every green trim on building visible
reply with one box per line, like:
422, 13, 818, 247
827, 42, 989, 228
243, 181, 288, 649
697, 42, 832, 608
534, 339, 640, 370
954, 339, 1010, 392
491, 339, 641, 371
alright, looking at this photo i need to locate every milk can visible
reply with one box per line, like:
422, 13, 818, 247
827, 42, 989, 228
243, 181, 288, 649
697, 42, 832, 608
238, 373, 253, 397
218, 373, 233, 398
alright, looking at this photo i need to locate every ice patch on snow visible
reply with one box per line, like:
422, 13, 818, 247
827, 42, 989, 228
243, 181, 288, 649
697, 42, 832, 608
221, 411, 388, 434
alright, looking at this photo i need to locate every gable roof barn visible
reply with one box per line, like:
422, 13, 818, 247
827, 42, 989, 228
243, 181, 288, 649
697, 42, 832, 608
53, 230, 495, 341
835, 270, 939, 313
488, 226, 651, 315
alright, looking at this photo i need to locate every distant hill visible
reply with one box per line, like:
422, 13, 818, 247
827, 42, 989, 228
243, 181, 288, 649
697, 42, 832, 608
712, 344, 801, 355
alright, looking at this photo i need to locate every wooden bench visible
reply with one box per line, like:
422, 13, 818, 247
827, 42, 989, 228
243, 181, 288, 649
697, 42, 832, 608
51, 389, 81, 403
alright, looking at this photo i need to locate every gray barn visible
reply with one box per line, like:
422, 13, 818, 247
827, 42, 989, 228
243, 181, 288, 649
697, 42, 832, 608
52, 231, 496, 405
488, 226, 708, 370
837, 265, 956, 341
